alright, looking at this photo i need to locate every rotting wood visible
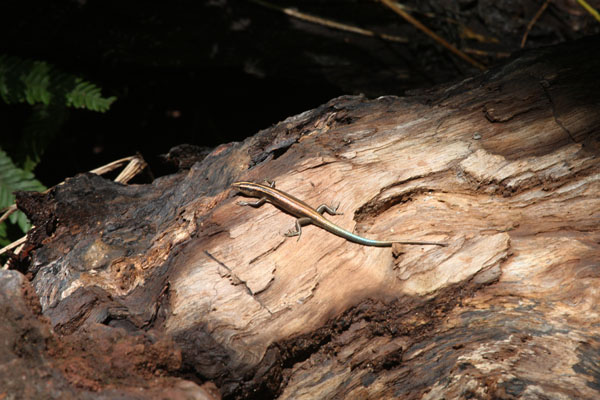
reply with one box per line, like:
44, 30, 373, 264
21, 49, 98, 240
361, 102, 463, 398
6, 35, 600, 399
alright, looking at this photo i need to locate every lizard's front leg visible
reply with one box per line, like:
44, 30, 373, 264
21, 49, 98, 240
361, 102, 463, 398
237, 198, 267, 207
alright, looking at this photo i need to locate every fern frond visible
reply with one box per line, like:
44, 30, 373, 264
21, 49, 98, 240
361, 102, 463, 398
21, 105, 69, 171
0, 148, 46, 233
0, 221, 7, 248
23, 61, 52, 105
0, 55, 116, 112
66, 79, 116, 112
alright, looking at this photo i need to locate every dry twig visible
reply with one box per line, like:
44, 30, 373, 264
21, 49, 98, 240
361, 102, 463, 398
577, 0, 600, 22
379, 0, 486, 70
521, 0, 550, 48
251, 0, 408, 43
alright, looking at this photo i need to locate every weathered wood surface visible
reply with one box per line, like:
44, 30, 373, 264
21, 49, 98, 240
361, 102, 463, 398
7, 36, 600, 399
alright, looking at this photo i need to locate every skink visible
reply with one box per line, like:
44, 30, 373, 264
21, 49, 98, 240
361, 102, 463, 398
232, 181, 447, 247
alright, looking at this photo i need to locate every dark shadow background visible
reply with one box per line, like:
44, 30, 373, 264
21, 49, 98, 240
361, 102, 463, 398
1, 0, 598, 185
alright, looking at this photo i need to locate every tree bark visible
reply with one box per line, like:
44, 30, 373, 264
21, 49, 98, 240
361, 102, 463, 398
7, 35, 600, 399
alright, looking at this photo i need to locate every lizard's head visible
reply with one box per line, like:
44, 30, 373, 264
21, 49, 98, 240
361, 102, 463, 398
231, 181, 257, 196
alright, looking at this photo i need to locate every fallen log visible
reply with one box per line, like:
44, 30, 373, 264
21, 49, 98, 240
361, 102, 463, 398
7, 35, 600, 399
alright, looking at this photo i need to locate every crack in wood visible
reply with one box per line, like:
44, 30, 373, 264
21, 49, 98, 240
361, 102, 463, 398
539, 79, 578, 144
204, 250, 272, 314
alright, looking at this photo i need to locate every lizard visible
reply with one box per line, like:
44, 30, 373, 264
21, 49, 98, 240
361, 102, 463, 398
232, 181, 447, 247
